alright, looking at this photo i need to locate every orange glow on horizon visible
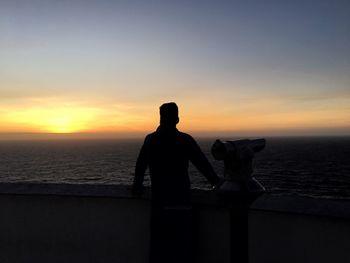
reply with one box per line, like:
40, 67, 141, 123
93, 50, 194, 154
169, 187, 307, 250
0, 99, 349, 136
0, 102, 156, 134
1, 107, 99, 133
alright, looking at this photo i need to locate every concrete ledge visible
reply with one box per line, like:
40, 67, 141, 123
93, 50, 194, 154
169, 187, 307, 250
251, 193, 350, 220
0, 182, 222, 206
2, 183, 350, 219
0, 182, 141, 199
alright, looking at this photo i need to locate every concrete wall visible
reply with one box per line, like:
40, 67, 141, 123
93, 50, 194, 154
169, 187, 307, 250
1, 183, 350, 263
249, 195, 350, 263
0, 194, 150, 263
0, 183, 230, 263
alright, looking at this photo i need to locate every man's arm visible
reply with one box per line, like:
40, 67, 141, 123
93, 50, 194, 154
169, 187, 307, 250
188, 137, 220, 186
133, 136, 150, 194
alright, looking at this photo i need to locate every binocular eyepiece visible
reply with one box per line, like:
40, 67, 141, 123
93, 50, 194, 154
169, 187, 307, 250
211, 138, 266, 196
211, 139, 266, 160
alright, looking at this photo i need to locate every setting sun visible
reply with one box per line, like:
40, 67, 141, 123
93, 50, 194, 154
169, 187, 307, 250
2, 106, 101, 133
46, 116, 84, 133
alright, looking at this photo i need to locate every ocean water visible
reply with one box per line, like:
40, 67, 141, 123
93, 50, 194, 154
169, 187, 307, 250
0, 137, 349, 199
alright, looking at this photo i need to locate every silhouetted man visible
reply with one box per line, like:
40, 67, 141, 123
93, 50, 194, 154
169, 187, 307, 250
133, 102, 220, 263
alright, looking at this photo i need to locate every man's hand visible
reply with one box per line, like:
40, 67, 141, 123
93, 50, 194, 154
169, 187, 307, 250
212, 177, 225, 190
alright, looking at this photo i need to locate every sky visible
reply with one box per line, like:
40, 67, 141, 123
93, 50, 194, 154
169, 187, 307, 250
1, 0, 349, 138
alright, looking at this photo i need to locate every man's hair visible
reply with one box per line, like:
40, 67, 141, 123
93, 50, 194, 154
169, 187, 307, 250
159, 102, 179, 126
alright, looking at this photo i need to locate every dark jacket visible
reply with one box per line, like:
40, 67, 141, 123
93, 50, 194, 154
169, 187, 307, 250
134, 126, 219, 206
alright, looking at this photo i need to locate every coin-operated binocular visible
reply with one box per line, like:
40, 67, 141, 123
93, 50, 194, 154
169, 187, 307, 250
211, 139, 266, 197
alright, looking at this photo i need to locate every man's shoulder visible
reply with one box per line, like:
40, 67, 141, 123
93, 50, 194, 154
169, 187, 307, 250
177, 131, 196, 143
144, 132, 157, 141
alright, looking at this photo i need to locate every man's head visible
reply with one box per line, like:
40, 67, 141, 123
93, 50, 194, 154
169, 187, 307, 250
159, 102, 179, 127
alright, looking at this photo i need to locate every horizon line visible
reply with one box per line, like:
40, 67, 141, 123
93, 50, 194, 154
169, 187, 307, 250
0, 131, 349, 141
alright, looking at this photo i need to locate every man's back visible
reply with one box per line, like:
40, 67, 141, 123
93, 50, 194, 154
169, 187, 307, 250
134, 126, 219, 206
